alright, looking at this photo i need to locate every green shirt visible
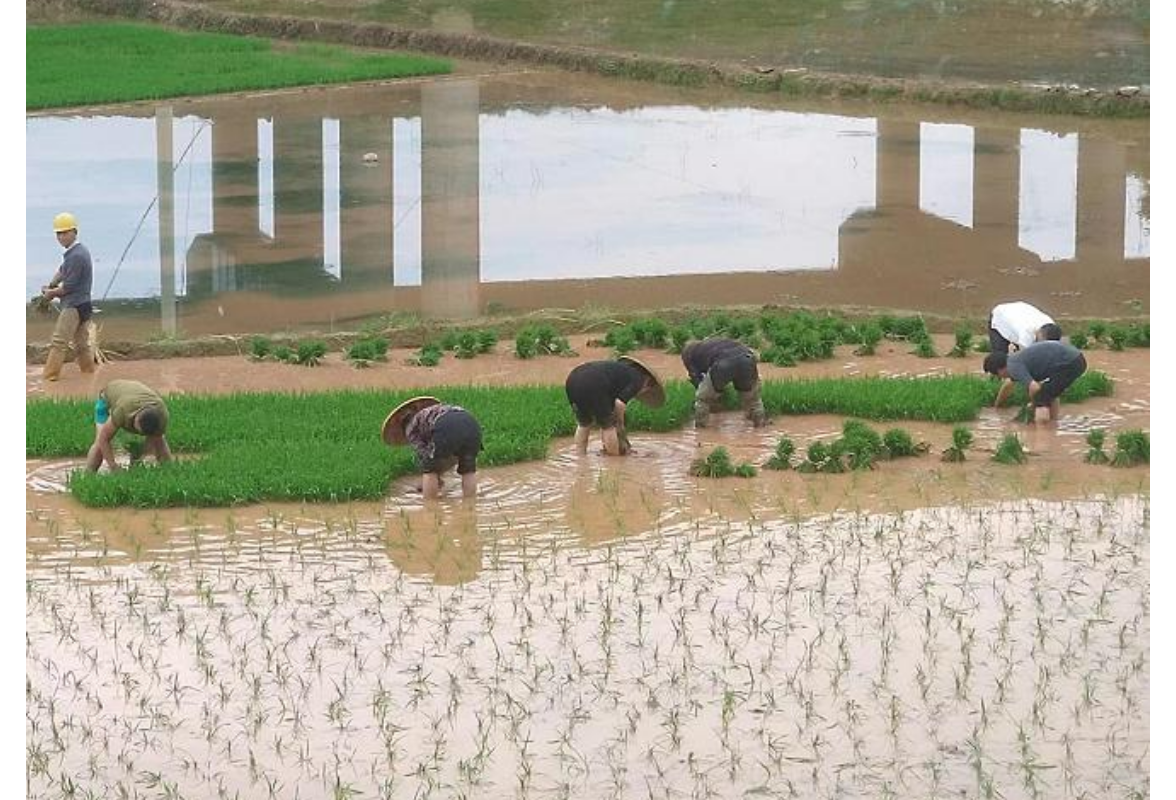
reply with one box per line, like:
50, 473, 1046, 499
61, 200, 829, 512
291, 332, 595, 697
102, 380, 168, 433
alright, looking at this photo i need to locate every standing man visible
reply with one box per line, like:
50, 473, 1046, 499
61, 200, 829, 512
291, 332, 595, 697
983, 340, 1087, 423
988, 301, 1062, 355
565, 356, 665, 456
86, 380, 172, 472
41, 212, 95, 381
681, 337, 767, 428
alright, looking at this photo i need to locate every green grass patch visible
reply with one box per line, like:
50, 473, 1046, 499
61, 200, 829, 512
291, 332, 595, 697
27, 23, 452, 109
26, 371, 1112, 506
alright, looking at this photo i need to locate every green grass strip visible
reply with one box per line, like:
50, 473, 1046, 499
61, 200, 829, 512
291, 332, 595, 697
27, 23, 451, 109
26, 372, 1112, 507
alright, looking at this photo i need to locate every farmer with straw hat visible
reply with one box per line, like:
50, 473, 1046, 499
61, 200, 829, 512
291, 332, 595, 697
40, 212, 96, 381
564, 356, 665, 456
383, 397, 483, 499
680, 337, 768, 428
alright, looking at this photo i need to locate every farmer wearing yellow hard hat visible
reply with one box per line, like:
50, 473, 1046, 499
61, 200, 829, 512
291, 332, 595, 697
382, 396, 484, 499
564, 356, 665, 456
40, 212, 95, 381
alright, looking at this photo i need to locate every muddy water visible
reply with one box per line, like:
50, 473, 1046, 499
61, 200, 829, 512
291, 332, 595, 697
27, 71, 1148, 343
26, 324, 1149, 795
27, 472, 1149, 798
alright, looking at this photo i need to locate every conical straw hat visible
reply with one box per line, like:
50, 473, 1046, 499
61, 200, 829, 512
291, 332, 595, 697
617, 355, 665, 408
381, 396, 441, 445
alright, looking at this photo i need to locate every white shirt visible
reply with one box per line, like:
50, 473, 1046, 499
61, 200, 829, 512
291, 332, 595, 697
990, 302, 1054, 350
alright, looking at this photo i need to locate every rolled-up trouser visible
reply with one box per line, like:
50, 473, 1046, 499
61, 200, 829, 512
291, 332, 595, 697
694, 373, 722, 426
695, 357, 765, 426
418, 409, 483, 474
739, 381, 767, 426
50, 305, 94, 372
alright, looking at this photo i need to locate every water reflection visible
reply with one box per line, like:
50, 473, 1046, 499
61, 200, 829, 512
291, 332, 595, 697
26, 75, 1148, 341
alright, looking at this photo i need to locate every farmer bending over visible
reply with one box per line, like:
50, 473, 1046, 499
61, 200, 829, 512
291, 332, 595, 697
86, 380, 171, 472
565, 356, 665, 456
383, 396, 483, 499
988, 301, 1061, 355
681, 337, 767, 428
984, 340, 1087, 423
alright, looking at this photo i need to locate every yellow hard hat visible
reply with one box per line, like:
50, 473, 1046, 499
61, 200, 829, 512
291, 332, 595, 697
52, 212, 78, 233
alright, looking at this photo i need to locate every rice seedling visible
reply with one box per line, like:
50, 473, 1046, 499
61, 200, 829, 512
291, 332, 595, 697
250, 336, 273, 361
974, 338, 991, 353
515, 325, 574, 359
948, 326, 974, 358
1124, 322, 1149, 348
1069, 331, 1089, 350
688, 447, 756, 478
1087, 321, 1109, 343
797, 440, 842, 473
476, 330, 499, 354
876, 314, 929, 342
272, 344, 294, 363
852, 322, 883, 356
993, 433, 1028, 465
1111, 430, 1149, 467
1084, 429, 1110, 464
764, 437, 795, 470
453, 331, 482, 359
942, 426, 974, 462
409, 343, 443, 367
830, 420, 886, 470
294, 340, 327, 366
346, 337, 389, 368
1107, 325, 1128, 352
602, 326, 638, 355
29, 293, 54, 317
911, 335, 938, 359
881, 428, 928, 458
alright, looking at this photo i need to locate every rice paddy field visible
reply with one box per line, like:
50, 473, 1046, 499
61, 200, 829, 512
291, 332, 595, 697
26, 23, 452, 110
24, 0, 1153, 785
25, 332, 1150, 798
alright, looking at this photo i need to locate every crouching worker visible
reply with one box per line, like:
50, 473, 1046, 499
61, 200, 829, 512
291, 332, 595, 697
681, 337, 767, 428
86, 380, 171, 472
382, 396, 483, 499
565, 356, 665, 456
983, 340, 1087, 423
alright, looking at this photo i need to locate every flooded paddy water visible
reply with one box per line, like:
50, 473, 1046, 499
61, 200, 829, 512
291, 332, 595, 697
26, 463, 1149, 798
26, 59, 1149, 797
26, 335, 1149, 797
26, 70, 1148, 346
